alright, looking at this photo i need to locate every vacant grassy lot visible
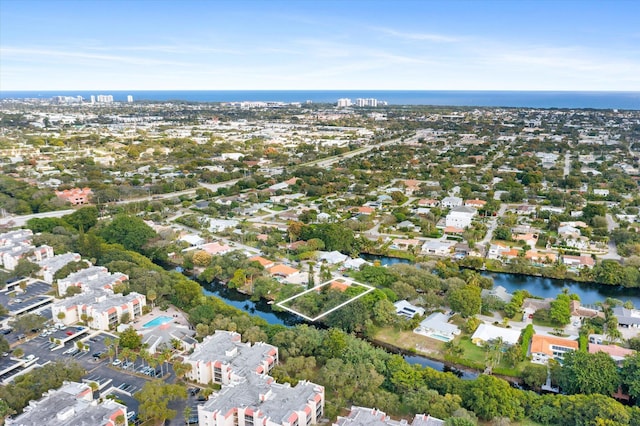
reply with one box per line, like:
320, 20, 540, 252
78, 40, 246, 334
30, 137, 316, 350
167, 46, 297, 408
375, 328, 446, 356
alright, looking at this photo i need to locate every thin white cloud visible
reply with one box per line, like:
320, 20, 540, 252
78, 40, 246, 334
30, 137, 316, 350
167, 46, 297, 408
374, 27, 459, 43
0, 46, 195, 67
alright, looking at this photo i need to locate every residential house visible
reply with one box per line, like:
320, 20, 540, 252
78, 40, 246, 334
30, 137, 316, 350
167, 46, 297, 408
392, 238, 422, 251
354, 206, 375, 215
249, 256, 275, 269
421, 241, 454, 256
55, 187, 92, 205
530, 334, 578, 364
558, 225, 582, 240
319, 251, 348, 265
588, 343, 635, 365
268, 264, 302, 281
445, 206, 476, 229
6, 381, 127, 426
200, 242, 233, 256
417, 199, 439, 208
471, 323, 521, 347
179, 234, 206, 247
394, 300, 426, 319
441, 196, 463, 208
613, 306, 640, 328
480, 286, 513, 303
570, 300, 603, 320
487, 242, 511, 260
343, 257, 370, 270
464, 199, 487, 209
525, 251, 557, 265
209, 219, 239, 233
403, 179, 422, 196
513, 233, 538, 247
396, 220, 418, 231
414, 313, 460, 342
562, 255, 595, 269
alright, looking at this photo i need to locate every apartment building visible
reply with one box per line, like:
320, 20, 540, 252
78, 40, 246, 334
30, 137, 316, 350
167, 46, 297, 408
334, 406, 444, 426
185, 330, 277, 385
57, 266, 127, 297
198, 374, 324, 426
6, 381, 127, 426
51, 289, 145, 330
37, 252, 82, 284
54, 187, 93, 205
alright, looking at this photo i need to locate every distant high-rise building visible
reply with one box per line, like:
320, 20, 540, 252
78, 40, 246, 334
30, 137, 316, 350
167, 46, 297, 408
90, 95, 95, 104
96, 95, 113, 103
127, 95, 133, 103
337, 98, 352, 107
355, 98, 379, 107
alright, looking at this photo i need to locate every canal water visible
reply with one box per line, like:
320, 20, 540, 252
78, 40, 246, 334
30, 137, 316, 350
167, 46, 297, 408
361, 254, 640, 307
199, 279, 478, 379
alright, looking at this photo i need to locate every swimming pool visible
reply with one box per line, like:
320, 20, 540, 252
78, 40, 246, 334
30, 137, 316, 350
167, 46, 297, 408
428, 333, 453, 342
142, 315, 173, 328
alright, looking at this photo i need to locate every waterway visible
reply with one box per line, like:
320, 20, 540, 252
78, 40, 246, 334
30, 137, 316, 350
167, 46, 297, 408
198, 278, 478, 379
362, 254, 640, 307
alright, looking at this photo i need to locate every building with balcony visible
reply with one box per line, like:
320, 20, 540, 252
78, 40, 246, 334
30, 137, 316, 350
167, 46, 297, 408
6, 381, 127, 426
185, 330, 277, 385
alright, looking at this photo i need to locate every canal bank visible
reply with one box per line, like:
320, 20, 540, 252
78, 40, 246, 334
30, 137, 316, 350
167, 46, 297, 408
197, 278, 480, 378
361, 254, 640, 307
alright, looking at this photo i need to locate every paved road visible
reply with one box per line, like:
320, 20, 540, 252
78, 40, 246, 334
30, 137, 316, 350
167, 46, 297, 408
602, 214, 621, 260
563, 152, 571, 177
479, 204, 508, 247
0, 209, 76, 227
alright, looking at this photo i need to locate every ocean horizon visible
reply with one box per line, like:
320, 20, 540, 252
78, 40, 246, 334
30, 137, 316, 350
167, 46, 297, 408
1, 90, 639, 110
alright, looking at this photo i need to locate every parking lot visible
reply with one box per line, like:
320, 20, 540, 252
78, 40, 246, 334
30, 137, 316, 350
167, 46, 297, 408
7, 328, 195, 425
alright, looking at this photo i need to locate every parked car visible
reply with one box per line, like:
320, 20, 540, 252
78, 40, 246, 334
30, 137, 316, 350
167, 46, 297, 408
112, 359, 122, 367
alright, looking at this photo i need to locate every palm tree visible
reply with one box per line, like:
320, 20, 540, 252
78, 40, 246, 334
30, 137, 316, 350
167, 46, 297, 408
160, 348, 173, 376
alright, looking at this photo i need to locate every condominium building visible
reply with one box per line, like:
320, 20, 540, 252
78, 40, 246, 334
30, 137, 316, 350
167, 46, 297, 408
6, 381, 127, 426
334, 406, 444, 426
184, 330, 277, 385
54, 187, 92, 205
37, 252, 82, 284
57, 266, 127, 297
51, 288, 145, 330
191, 330, 324, 426
0, 229, 53, 270
198, 374, 324, 426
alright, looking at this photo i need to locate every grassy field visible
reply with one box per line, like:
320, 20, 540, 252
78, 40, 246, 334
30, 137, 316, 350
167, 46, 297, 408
375, 328, 446, 356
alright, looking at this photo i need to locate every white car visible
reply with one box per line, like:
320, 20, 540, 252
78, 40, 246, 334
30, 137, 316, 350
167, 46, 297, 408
112, 359, 122, 367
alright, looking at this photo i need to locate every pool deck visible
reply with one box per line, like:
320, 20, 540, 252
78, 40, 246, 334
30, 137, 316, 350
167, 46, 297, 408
131, 305, 190, 332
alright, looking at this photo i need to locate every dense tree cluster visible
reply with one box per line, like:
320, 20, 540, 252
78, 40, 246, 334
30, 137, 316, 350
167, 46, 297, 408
0, 361, 85, 418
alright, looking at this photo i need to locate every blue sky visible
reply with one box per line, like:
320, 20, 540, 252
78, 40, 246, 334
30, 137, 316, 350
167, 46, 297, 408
1, 0, 639, 90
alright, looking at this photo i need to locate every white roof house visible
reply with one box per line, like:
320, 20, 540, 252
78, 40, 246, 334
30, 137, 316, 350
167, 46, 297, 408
343, 257, 370, 270
319, 251, 348, 265
394, 300, 426, 319
179, 234, 206, 246
414, 313, 460, 341
471, 323, 521, 347
441, 196, 463, 208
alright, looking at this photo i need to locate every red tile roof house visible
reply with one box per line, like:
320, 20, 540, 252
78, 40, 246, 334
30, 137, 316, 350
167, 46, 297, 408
55, 187, 93, 205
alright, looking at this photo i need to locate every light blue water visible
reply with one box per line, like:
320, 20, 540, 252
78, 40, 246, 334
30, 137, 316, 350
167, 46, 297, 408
142, 315, 173, 328
1, 90, 638, 109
